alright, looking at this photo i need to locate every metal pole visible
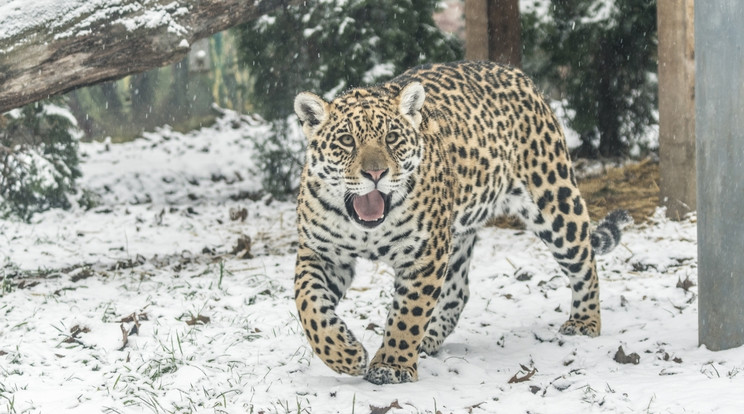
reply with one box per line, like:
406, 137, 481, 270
696, 0, 744, 351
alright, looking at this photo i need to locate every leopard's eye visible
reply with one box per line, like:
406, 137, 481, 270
385, 132, 399, 145
338, 134, 355, 147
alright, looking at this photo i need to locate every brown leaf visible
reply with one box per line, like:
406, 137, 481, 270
508, 366, 538, 383
70, 267, 94, 283
662, 352, 683, 364
119, 312, 146, 337
63, 325, 90, 343
109, 254, 146, 271
231, 235, 253, 259
229, 207, 248, 222
365, 323, 380, 331
614, 346, 640, 365
186, 314, 210, 326
369, 400, 402, 414
467, 402, 486, 413
17, 280, 40, 289
118, 323, 129, 351
515, 268, 534, 281
676, 275, 695, 292
119, 312, 148, 323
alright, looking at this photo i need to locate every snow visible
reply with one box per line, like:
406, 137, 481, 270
550, 100, 581, 150
581, 0, 619, 25
519, 0, 619, 26
338, 16, 355, 36
0, 0, 190, 52
12, 150, 61, 190
362, 62, 396, 84
1, 108, 740, 413
43, 103, 79, 127
0, 0, 90, 40
519, 0, 551, 24
119, 5, 189, 36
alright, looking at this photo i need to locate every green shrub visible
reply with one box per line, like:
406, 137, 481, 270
0, 100, 82, 221
251, 118, 306, 199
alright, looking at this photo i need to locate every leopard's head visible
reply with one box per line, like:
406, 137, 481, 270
294, 83, 426, 229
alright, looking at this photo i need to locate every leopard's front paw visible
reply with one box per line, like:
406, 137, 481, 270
303, 319, 369, 376
364, 362, 417, 385
324, 340, 369, 376
559, 318, 600, 337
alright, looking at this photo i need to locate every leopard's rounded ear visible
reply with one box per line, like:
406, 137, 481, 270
398, 82, 425, 129
294, 92, 328, 133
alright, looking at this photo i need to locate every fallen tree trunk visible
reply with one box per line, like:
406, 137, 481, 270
0, 0, 291, 113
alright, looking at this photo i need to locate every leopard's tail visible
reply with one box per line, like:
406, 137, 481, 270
591, 209, 633, 255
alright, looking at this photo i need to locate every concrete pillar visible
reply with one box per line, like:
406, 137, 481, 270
696, 0, 744, 351
658, 0, 696, 220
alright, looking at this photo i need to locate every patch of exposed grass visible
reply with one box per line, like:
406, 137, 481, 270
578, 158, 659, 224
490, 158, 660, 229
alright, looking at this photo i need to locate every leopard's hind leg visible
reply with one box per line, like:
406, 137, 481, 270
509, 172, 602, 336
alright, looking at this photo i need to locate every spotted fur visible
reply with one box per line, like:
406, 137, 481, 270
292, 61, 629, 385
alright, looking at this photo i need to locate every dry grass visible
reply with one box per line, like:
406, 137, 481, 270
490, 158, 660, 229
577, 158, 660, 224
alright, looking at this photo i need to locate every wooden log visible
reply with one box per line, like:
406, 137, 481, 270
0, 0, 291, 113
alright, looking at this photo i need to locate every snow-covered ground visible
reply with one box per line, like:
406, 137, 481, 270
1, 111, 741, 414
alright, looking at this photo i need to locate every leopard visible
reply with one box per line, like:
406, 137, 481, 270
292, 60, 631, 385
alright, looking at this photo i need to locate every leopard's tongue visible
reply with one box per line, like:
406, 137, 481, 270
352, 190, 385, 221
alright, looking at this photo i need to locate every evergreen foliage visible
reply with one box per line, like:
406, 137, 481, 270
249, 118, 307, 199
522, 0, 658, 157
234, 0, 462, 197
0, 100, 82, 221
235, 0, 463, 121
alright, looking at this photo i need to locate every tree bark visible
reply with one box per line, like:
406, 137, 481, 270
658, 0, 696, 220
465, 0, 522, 67
0, 0, 292, 113
465, 0, 490, 60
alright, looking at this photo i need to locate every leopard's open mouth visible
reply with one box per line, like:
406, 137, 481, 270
345, 189, 392, 228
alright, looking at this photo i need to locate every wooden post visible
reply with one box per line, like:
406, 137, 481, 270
697, 0, 744, 351
658, 0, 696, 220
465, 0, 489, 60
465, 0, 521, 67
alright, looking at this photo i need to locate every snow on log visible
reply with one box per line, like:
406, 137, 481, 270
0, 0, 292, 113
